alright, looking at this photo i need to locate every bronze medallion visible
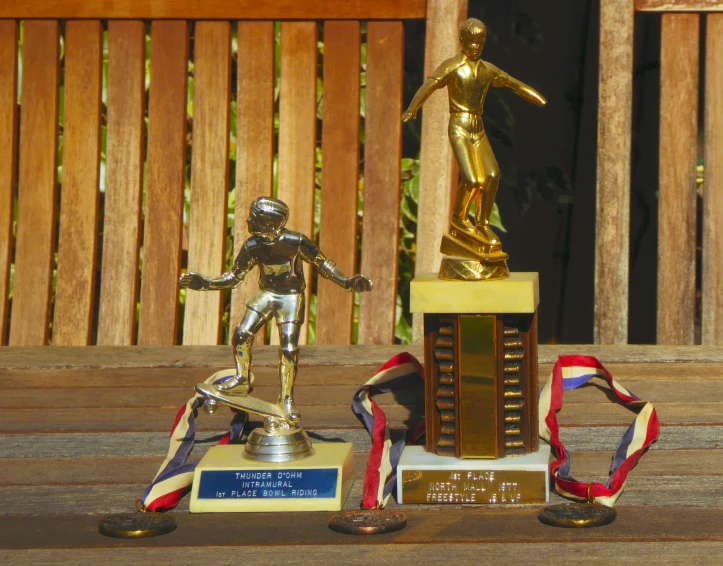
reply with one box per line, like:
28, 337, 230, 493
328, 510, 407, 535
538, 502, 617, 528
98, 513, 177, 538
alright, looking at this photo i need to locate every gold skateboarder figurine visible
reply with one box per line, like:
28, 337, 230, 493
181, 197, 373, 435
403, 18, 545, 281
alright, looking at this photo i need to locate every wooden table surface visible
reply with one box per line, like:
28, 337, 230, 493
2, 344, 722, 564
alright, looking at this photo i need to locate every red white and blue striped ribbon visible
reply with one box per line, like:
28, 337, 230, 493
139, 373, 247, 512
352, 352, 425, 509
539, 355, 660, 507
143, 353, 425, 512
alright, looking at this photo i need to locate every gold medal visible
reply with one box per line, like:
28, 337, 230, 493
98, 512, 177, 538
539, 483, 617, 528
537, 357, 659, 529
538, 501, 617, 528
328, 509, 407, 535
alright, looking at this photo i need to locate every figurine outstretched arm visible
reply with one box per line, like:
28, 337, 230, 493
402, 54, 461, 122
402, 78, 441, 122
299, 235, 373, 293
489, 63, 546, 107
179, 245, 257, 291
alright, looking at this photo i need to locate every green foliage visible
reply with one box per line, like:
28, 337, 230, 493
396, 157, 419, 343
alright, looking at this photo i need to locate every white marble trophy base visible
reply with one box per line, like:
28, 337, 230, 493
190, 443, 354, 512
397, 445, 550, 505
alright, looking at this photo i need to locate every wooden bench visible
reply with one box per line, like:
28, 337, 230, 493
0, 0, 466, 348
2, 343, 723, 561
596, 0, 723, 345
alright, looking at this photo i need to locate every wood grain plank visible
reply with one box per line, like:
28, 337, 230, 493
0, 453, 373, 486
182, 22, 231, 345
358, 22, 404, 345
657, 14, 699, 345
3, 508, 723, 549
3, 425, 718, 461
0, 365, 381, 388
6, 377, 723, 408
3, 472, 722, 515
315, 21, 361, 345
538, 344, 723, 364
0, 405, 415, 432
3, 449, 718, 487
8, 21, 59, 346
0, 344, 419, 369
8, 362, 723, 391
0, 21, 17, 345
230, 21, 275, 344
0, 457, 174, 486
637, 0, 723, 11
595, 0, 634, 345
8, 344, 723, 370
0, 430, 376, 459
3, 543, 723, 564
702, 14, 723, 345
539, 359, 723, 379
413, 0, 467, 341
9, 372, 723, 407
564, 448, 723, 478
276, 22, 318, 345
52, 21, 102, 346
1, 384, 423, 409
0, 0, 427, 20
0, 470, 715, 516
137, 21, 189, 346
2, 399, 722, 433
96, 21, 145, 345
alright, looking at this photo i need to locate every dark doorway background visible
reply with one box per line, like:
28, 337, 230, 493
402, 1, 666, 344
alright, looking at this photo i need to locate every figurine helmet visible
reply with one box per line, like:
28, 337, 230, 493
248, 197, 289, 235
460, 18, 486, 47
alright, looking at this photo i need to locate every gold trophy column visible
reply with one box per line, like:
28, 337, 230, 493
412, 272, 540, 459
400, 272, 548, 505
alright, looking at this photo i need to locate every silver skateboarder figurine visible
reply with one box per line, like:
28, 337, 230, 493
180, 197, 373, 429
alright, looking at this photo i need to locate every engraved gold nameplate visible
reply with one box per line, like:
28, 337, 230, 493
459, 315, 497, 458
397, 445, 549, 505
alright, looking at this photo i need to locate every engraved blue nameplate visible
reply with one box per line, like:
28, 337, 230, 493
197, 468, 338, 500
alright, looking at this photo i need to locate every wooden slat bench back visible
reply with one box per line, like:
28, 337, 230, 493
0, 0, 465, 347
596, 0, 723, 345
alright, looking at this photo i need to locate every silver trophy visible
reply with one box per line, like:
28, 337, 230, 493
181, 197, 372, 463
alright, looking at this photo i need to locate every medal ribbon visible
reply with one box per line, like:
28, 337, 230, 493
144, 354, 425, 512
139, 373, 247, 512
351, 352, 425, 509
144, 353, 656, 511
538, 355, 660, 507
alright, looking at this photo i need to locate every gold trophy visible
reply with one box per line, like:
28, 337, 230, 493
183, 197, 372, 512
403, 17, 545, 282
398, 18, 550, 505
